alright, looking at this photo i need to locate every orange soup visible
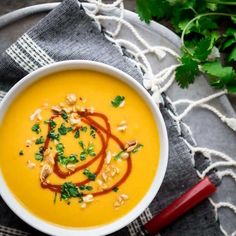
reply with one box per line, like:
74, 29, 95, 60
0, 70, 160, 227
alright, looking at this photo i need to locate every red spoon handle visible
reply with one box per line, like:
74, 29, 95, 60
144, 176, 217, 235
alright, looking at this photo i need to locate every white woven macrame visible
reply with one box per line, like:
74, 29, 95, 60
82, 1, 236, 235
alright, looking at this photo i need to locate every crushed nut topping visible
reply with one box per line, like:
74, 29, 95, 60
66, 164, 76, 171
30, 109, 42, 121
43, 149, 55, 165
105, 151, 112, 164
102, 172, 108, 182
51, 105, 62, 113
121, 152, 129, 159
97, 179, 108, 190
110, 165, 120, 176
69, 113, 81, 126
43, 103, 49, 109
25, 139, 33, 147
27, 160, 36, 169
117, 120, 127, 132
40, 163, 52, 182
63, 107, 72, 113
114, 193, 129, 208
80, 202, 87, 209
82, 194, 94, 203
65, 93, 77, 106
72, 106, 78, 113
80, 107, 86, 112
125, 140, 138, 153
89, 107, 95, 113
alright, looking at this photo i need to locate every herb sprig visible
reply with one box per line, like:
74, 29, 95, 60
83, 169, 96, 181
136, 0, 236, 92
79, 141, 96, 161
61, 182, 83, 201
56, 143, 79, 166
111, 96, 125, 107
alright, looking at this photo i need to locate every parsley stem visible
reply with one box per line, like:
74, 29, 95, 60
181, 12, 236, 49
207, 0, 236, 5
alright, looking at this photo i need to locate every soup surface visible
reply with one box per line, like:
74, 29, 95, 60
0, 70, 160, 227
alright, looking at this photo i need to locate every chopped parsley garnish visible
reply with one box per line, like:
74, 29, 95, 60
114, 144, 143, 160
112, 187, 119, 192
58, 154, 79, 166
56, 143, 64, 155
83, 169, 96, 181
44, 119, 57, 129
35, 152, 43, 161
74, 129, 80, 139
35, 136, 45, 145
79, 185, 93, 191
31, 123, 41, 134
78, 141, 84, 149
19, 150, 24, 156
80, 126, 87, 132
132, 144, 144, 153
58, 123, 73, 135
90, 126, 96, 139
111, 95, 125, 108
61, 182, 83, 200
56, 143, 78, 166
80, 151, 87, 161
61, 110, 68, 122
79, 142, 96, 161
114, 150, 125, 160
48, 130, 60, 141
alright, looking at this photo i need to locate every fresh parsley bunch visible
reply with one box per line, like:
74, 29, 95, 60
136, 0, 236, 92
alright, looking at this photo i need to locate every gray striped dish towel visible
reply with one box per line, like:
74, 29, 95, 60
0, 0, 222, 235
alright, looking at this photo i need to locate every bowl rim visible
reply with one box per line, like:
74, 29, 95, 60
0, 60, 168, 236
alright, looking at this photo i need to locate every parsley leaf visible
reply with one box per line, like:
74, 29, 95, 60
61, 110, 68, 122
35, 136, 45, 145
136, 0, 170, 23
58, 154, 79, 166
132, 143, 144, 153
79, 185, 93, 191
58, 123, 73, 135
80, 126, 87, 132
114, 150, 125, 160
35, 152, 43, 161
74, 129, 80, 139
79, 142, 96, 161
79, 141, 84, 149
44, 119, 57, 129
228, 47, 236, 62
61, 182, 82, 200
32, 123, 41, 134
202, 61, 236, 92
176, 54, 199, 88
56, 143, 64, 155
193, 37, 213, 61
111, 96, 125, 108
90, 126, 96, 139
48, 130, 60, 141
83, 169, 96, 181
112, 187, 119, 192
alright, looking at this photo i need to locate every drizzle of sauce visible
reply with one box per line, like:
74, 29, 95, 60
41, 111, 132, 196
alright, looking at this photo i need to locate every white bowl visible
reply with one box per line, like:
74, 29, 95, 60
0, 60, 168, 236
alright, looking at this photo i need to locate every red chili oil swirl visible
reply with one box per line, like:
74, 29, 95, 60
41, 111, 132, 196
